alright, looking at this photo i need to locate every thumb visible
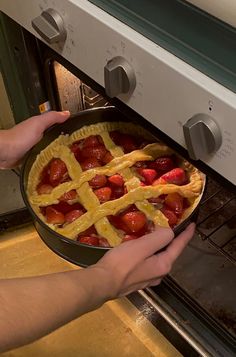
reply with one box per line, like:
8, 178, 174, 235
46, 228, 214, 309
15, 111, 71, 140
32, 110, 70, 132
9, 111, 71, 159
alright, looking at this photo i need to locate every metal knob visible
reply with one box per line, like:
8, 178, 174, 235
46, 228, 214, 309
104, 56, 136, 98
32, 8, 67, 44
183, 114, 222, 160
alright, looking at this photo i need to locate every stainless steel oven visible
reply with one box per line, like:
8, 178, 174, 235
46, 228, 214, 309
0, 1, 235, 356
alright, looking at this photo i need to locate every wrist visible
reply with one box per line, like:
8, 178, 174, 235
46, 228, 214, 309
87, 260, 123, 301
85, 265, 116, 303
0, 129, 21, 169
62, 266, 115, 315
0, 130, 10, 168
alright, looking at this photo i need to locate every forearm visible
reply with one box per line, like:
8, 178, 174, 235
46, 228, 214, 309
0, 221, 195, 353
0, 266, 109, 352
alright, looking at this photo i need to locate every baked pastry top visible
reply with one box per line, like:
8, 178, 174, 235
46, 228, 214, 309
27, 121, 203, 247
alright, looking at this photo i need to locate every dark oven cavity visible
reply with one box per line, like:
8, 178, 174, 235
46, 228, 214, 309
145, 176, 236, 356
173, 176, 236, 331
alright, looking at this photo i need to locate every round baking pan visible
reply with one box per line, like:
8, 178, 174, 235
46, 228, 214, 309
20, 106, 206, 267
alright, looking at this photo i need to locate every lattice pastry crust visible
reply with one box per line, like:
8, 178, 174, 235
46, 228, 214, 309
27, 121, 204, 247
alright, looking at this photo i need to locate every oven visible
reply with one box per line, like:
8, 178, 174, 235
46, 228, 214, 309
0, 1, 235, 356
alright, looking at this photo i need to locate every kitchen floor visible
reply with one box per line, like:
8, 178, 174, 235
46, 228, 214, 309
0, 225, 182, 357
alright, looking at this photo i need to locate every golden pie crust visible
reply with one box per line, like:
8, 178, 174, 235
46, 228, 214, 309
27, 121, 204, 247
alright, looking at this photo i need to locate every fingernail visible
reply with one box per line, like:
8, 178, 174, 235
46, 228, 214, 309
62, 110, 70, 115
186, 222, 195, 230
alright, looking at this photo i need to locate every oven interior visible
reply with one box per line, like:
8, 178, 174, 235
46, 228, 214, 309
0, 11, 235, 356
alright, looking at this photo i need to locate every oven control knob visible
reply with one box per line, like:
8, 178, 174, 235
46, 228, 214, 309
32, 8, 67, 44
183, 114, 222, 160
104, 56, 136, 98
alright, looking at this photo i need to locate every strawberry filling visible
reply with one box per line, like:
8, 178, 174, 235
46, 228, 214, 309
37, 131, 191, 247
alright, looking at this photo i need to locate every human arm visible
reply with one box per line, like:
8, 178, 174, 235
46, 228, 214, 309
0, 110, 70, 169
0, 110, 195, 352
0, 223, 195, 352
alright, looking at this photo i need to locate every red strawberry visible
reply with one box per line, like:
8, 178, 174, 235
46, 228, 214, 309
153, 168, 187, 186
37, 183, 53, 195
39, 164, 51, 185
121, 205, 137, 215
89, 174, 107, 188
52, 201, 73, 214
70, 141, 81, 150
65, 209, 84, 223
59, 189, 77, 202
119, 134, 137, 153
78, 236, 99, 246
110, 185, 124, 199
148, 157, 174, 173
152, 177, 167, 185
137, 168, 157, 185
108, 174, 124, 187
70, 141, 81, 161
94, 187, 112, 202
80, 145, 107, 161
121, 211, 147, 233
165, 193, 183, 216
49, 159, 68, 186
109, 130, 121, 143
45, 206, 65, 224
80, 158, 101, 171
148, 196, 164, 204
161, 168, 187, 185
108, 215, 130, 233
79, 225, 97, 237
70, 202, 85, 211
134, 161, 147, 168
183, 198, 190, 209
161, 207, 178, 227
133, 225, 148, 237
83, 135, 100, 148
102, 152, 113, 164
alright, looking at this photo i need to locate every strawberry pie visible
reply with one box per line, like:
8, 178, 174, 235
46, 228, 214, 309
27, 121, 204, 247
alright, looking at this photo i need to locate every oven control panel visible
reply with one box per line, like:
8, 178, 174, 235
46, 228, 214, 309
0, 0, 236, 185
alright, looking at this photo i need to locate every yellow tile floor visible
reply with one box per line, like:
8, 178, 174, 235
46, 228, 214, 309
0, 225, 182, 357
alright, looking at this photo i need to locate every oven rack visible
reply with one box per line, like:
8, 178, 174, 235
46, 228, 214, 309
195, 178, 236, 265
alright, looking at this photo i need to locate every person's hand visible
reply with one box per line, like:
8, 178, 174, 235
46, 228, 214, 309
0, 110, 70, 169
0, 223, 195, 352
92, 223, 195, 299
